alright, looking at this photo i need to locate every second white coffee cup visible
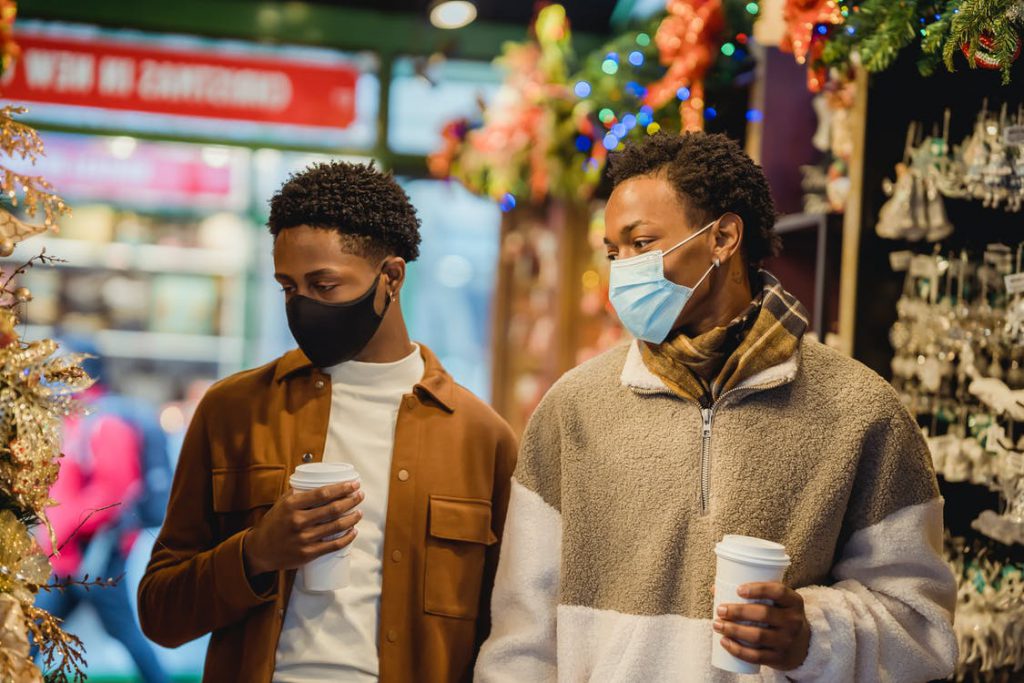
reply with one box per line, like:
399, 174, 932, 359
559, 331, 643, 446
711, 534, 791, 675
289, 462, 360, 593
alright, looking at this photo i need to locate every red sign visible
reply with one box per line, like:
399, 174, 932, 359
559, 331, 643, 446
1, 32, 359, 129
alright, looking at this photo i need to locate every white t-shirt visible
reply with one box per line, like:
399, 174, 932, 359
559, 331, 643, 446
274, 345, 425, 683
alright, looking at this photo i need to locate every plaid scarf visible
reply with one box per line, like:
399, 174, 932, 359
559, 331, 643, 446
639, 271, 809, 406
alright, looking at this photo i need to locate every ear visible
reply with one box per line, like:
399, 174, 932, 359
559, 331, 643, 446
712, 213, 744, 266
382, 257, 407, 300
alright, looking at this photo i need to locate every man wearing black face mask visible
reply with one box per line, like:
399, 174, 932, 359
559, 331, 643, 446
139, 162, 518, 683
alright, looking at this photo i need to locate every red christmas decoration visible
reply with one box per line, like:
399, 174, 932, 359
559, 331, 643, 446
642, 0, 726, 131
962, 31, 1022, 71
780, 0, 844, 92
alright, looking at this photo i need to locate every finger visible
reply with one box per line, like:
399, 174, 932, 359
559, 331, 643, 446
291, 481, 361, 509
299, 491, 364, 526
719, 637, 783, 666
305, 527, 358, 560
717, 602, 780, 626
739, 582, 802, 608
302, 509, 362, 544
713, 620, 787, 650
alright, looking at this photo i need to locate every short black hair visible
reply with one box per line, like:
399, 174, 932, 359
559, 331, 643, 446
268, 161, 421, 262
608, 131, 780, 265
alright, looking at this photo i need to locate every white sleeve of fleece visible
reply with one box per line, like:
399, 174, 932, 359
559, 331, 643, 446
474, 478, 561, 683
776, 498, 958, 683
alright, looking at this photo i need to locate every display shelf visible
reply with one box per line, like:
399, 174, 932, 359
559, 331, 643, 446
8, 237, 248, 276
22, 324, 242, 364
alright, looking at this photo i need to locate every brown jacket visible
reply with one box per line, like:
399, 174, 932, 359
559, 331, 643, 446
138, 344, 517, 682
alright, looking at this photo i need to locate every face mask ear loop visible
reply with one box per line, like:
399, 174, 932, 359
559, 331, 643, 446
662, 219, 717, 258
692, 256, 721, 292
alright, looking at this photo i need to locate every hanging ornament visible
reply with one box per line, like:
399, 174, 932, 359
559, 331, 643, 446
780, 0, 843, 92
962, 31, 1022, 71
642, 0, 725, 131
780, 0, 843, 64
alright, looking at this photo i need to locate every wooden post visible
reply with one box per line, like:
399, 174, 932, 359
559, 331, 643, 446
837, 66, 869, 356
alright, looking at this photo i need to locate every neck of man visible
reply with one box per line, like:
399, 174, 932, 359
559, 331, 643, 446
679, 258, 756, 338
353, 303, 417, 364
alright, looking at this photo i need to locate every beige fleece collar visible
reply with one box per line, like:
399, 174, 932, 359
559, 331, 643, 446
620, 340, 801, 401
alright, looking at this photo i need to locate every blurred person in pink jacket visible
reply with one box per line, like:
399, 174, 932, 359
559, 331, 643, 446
34, 342, 169, 683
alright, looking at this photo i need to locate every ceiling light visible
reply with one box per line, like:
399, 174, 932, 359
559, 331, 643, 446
430, 1, 477, 30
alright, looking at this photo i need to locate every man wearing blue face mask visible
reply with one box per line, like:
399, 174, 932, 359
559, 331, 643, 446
476, 132, 957, 682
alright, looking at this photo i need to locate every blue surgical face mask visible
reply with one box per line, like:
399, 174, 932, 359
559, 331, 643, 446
608, 220, 721, 343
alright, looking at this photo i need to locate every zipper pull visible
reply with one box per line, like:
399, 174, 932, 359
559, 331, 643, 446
701, 408, 713, 436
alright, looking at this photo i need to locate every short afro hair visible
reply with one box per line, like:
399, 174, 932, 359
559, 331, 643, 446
608, 131, 780, 265
268, 161, 421, 262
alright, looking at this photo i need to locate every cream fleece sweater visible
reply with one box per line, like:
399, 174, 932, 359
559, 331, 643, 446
476, 338, 957, 683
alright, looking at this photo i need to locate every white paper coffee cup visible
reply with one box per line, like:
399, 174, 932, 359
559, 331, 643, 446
711, 534, 791, 675
289, 462, 360, 593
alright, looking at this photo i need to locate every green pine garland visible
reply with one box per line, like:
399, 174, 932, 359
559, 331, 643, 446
817, 0, 1022, 83
919, 2, 956, 76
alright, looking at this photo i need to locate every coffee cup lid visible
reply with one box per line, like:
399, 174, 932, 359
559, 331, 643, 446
715, 534, 790, 567
290, 462, 359, 487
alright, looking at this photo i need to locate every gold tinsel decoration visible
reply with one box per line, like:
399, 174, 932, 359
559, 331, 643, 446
0, 105, 69, 232
0, 5, 92, 681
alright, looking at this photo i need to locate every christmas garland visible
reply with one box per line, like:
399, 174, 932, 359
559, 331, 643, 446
430, 1, 759, 204
783, 0, 1024, 88
0, 4, 95, 682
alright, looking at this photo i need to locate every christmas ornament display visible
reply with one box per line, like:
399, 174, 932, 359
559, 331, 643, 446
944, 537, 1024, 680
878, 101, 1024, 243
892, 241, 1024, 679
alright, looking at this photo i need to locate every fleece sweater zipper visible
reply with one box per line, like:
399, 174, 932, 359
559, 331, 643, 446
699, 401, 714, 515
629, 356, 797, 516
694, 375, 796, 516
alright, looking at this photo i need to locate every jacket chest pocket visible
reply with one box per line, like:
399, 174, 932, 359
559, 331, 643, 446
424, 495, 497, 620
211, 465, 285, 539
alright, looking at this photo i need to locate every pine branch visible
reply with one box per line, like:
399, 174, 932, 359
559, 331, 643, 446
858, 0, 920, 73
920, 1, 957, 76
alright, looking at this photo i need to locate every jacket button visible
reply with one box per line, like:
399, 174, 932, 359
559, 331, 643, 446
386, 629, 398, 643
391, 550, 402, 562
397, 469, 409, 482
314, 379, 326, 390
302, 452, 313, 463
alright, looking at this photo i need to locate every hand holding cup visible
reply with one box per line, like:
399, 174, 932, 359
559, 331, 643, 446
714, 581, 811, 672
243, 479, 363, 577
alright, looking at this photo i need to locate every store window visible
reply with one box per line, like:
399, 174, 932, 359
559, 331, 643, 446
387, 57, 502, 155
4, 132, 254, 407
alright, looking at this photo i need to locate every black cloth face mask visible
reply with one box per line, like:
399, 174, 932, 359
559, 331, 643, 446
285, 269, 391, 368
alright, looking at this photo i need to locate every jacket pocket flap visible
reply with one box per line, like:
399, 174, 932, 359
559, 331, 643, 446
428, 496, 497, 545
212, 465, 285, 512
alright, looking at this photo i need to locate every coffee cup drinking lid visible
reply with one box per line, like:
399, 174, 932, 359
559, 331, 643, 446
290, 462, 358, 487
715, 534, 791, 567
